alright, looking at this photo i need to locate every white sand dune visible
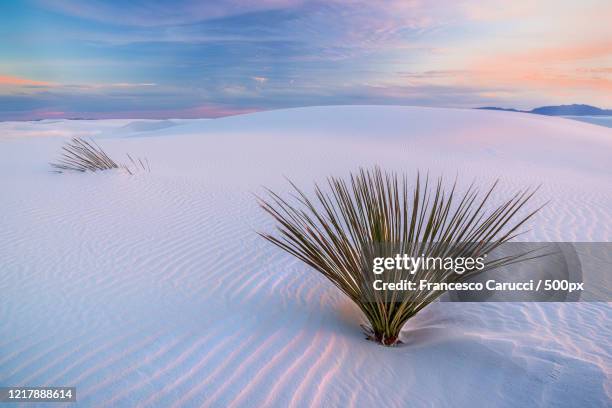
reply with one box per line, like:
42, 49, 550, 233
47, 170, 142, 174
0, 106, 610, 407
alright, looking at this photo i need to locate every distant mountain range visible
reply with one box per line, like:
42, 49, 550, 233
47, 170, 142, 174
477, 104, 612, 116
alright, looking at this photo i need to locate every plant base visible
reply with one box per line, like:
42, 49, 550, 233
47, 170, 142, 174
361, 325, 403, 346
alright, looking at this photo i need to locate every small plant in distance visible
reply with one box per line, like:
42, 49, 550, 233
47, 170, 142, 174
51, 137, 150, 174
257, 167, 543, 346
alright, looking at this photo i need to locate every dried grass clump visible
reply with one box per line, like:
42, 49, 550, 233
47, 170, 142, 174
258, 167, 542, 346
51, 137, 150, 174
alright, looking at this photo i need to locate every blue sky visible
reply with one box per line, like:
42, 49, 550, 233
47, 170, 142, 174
0, 0, 610, 120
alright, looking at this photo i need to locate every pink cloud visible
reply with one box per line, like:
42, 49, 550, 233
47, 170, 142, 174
251, 76, 268, 84
0, 74, 53, 87
465, 42, 612, 92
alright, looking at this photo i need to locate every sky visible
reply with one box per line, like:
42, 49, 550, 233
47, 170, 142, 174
0, 0, 610, 120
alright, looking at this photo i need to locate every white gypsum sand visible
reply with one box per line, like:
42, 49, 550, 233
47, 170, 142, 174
0, 106, 610, 407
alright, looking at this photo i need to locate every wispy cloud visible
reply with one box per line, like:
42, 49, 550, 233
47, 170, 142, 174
0, 75, 53, 87
35, 0, 308, 27
70, 82, 158, 90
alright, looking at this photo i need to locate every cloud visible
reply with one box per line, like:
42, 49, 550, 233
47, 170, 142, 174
71, 82, 158, 90
109, 82, 157, 88
2, 0, 611, 120
35, 0, 308, 27
0, 75, 53, 87
0, 85, 261, 120
462, 1, 534, 21
463, 41, 612, 94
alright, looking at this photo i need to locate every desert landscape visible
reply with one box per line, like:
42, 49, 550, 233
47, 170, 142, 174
1, 106, 610, 406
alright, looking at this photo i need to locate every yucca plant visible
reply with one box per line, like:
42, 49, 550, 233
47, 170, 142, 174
258, 167, 543, 346
51, 137, 150, 174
